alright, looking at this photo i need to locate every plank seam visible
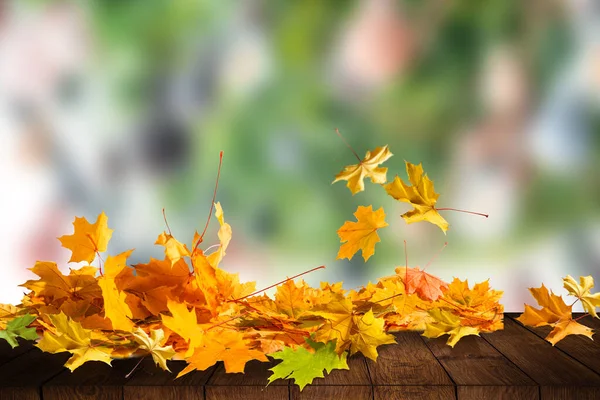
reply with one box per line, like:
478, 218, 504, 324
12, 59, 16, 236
418, 335, 458, 399
203, 364, 219, 399
481, 320, 541, 397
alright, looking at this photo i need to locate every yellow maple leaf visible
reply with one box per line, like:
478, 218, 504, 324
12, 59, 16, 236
37, 312, 112, 371
384, 161, 449, 233
131, 328, 176, 371
155, 232, 190, 266
98, 250, 134, 331
563, 275, 600, 318
337, 206, 388, 262
59, 212, 113, 263
178, 330, 268, 376
20, 262, 100, 303
333, 145, 393, 195
206, 202, 232, 269
423, 309, 480, 347
161, 300, 204, 357
309, 295, 355, 354
349, 309, 396, 360
517, 283, 595, 345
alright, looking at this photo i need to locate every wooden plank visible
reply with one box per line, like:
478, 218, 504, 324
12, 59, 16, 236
0, 339, 34, 367
290, 354, 372, 400
0, 347, 69, 400
367, 332, 455, 400
206, 360, 288, 400
482, 317, 600, 399
124, 358, 214, 400
506, 313, 600, 376
42, 358, 139, 400
423, 334, 538, 400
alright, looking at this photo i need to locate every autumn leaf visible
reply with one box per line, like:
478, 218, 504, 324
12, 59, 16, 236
161, 300, 204, 357
59, 212, 113, 263
517, 283, 594, 345
423, 309, 480, 347
349, 309, 396, 360
268, 339, 349, 390
21, 262, 100, 303
37, 312, 112, 371
98, 250, 135, 331
0, 304, 22, 330
337, 206, 388, 262
178, 330, 268, 377
333, 145, 393, 195
563, 275, 600, 318
395, 266, 448, 301
132, 328, 176, 371
205, 202, 232, 269
384, 161, 449, 233
0, 314, 38, 348
155, 232, 190, 266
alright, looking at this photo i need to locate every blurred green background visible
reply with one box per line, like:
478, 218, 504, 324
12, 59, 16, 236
1, 0, 599, 310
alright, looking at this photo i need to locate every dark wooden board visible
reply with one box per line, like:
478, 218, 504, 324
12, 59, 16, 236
506, 313, 600, 376
124, 358, 215, 400
0, 339, 34, 367
482, 317, 600, 399
0, 347, 69, 400
423, 333, 538, 400
367, 332, 455, 400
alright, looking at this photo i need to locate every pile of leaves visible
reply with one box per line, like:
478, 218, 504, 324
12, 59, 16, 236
0, 140, 508, 390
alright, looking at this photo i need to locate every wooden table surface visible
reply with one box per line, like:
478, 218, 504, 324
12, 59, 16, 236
1, 314, 599, 400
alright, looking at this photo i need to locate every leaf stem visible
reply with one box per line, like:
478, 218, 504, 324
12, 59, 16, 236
162, 208, 172, 236
436, 207, 489, 218
424, 242, 448, 271
192, 151, 224, 256
231, 265, 326, 302
334, 128, 362, 162
125, 356, 146, 379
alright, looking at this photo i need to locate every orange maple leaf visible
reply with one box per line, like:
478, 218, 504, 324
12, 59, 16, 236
395, 266, 448, 301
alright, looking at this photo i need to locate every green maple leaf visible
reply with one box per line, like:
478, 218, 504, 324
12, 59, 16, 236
268, 338, 349, 390
0, 314, 38, 348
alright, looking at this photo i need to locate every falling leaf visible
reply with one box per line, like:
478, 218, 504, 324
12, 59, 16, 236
37, 312, 113, 371
423, 309, 480, 347
337, 206, 388, 262
333, 146, 393, 195
268, 339, 349, 390
0, 314, 38, 348
132, 328, 176, 371
384, 161, 449, 233
59, 212, 113, 263
563, 275, 600, 318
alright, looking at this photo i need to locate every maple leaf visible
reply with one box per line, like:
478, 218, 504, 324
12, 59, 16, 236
0, 314, 38, 348
349, 309, 396, 360
20, 262, 100, 303
0, 304, 21, 330
563, 275, 600, 318
161, 300, 204, 357
274, 279, 311, 319
98, 250, 135, 331
423, 309, 480, 347
205, 202, 232, 269
517, 284, 594, 345
59, 212, 113, 263
37, 312, 112, 371
517, 284, 571, 327
177, 330, 268, 377
308, 295, 355, 354
132, 328, 176, 371
384, 161, 449, 233
337, 206, 388, 262
333, 145, 393, 195
395, 266, 448, 301
156, 232, 190, 266
268, 339, 349, 390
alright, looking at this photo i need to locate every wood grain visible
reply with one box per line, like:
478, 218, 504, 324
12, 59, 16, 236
368, 332, 455, 399
423, 333, 537, 400
483, 317, 600, 398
